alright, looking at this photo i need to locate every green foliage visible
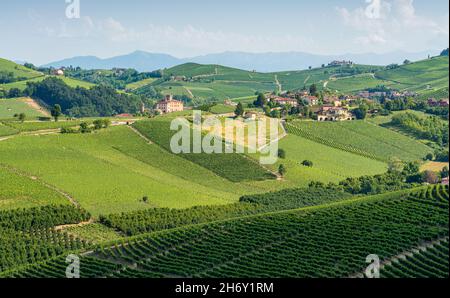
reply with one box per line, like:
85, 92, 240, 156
100, 187, 350, 236
51, 104, 62, 122
390, 112, 449, 146
27, 77, 142, 117
301, 160, 313, 167
0, 205, 90, 271
234, 102, 244, 117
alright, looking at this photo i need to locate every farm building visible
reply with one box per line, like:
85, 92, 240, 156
156, 95, 184, 114
271, 97, 299, 107
301, 95, 319, 106
52, 69, 64, 76
317, 106, 354, 121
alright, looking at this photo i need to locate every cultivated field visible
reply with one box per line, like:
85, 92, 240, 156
286, 120, 432, 162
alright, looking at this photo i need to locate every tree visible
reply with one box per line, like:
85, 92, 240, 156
403, 59, 411, 65
441, 166, 449, 178
254, 93, 266, 108
270, 109, 281, 118
278, 164, 286, 177
79, 122, 91, 134
51, 104, 62, 122
309, 84, 318, 96
422, 170, 439, 184
301, 160, 313, 167
425, 153, 434, 161
353, 104, 368, 120
18, 113, 26, 122
234, 102, 244, 117
388, 157, 403, 173
277, 149, 286, 159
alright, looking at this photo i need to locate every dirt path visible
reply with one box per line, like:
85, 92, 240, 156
274, 75, 282, 94
127, 125, 153, 144
349, 236, 449, 278
22, 97, 50, 117
54, 219, 95, 231
0, 163, 80, 207
183, 87, 194, 98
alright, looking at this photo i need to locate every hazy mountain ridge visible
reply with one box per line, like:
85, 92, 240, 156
43, 50, 438, 72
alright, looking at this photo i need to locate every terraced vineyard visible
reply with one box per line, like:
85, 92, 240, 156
286, 120, 431, 162
380, 239, 449, 278
7, 185, 446, 278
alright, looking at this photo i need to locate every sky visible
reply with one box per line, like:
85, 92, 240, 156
0, 0, 448, 65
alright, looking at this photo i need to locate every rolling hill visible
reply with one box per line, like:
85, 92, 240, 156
0, 58, 43, 80
134, 56, 448, 102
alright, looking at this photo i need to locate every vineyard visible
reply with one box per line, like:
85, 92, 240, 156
100, 187, 350, 235
132, 119, 276, 182
285, 120, 431, 162
5, 185, 447, 278
0, 205, 91, 272
380, 239, 449, 278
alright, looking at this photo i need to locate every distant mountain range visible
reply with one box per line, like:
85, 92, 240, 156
42, 50, 439, 72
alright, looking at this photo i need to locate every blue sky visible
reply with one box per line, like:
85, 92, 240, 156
0, 0, 448, 65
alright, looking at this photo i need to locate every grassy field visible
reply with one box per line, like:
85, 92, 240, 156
268, 134, 387, 185
0, 75, 95, 91
0, 58, 43, 80
286, 120, 432, 162
0, 97, 48, 119
420, 161, 449, 172
125, 78, 157, 90
64, 223, 124, 244
210, 104, 236, 114
1, 119, 91, 132
0, 166, 69, 210
0, 123, 18, 137
0, 125, 271, 215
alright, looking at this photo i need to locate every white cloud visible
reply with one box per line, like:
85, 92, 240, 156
34, 16, 317, 57
337, 0, 449, 52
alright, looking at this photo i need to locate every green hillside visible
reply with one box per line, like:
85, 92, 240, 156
133, 57, 448, 102
286, 120, 432, 162
5, 185, 447, 278
0, 58, 43, 80
327, 56, 449, 95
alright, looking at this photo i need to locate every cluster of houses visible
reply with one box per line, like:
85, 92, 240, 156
428, 98, 449, 107
328, 60, 354, 67
358, 90, 417, 99
266, 92, 356, 121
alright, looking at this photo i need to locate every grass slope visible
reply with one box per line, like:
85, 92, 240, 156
0, 166, 69, 210
0, 126, 265, 215
0, 97, 48, 119
0, 58, 42, 79
286, 120, 431, 162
